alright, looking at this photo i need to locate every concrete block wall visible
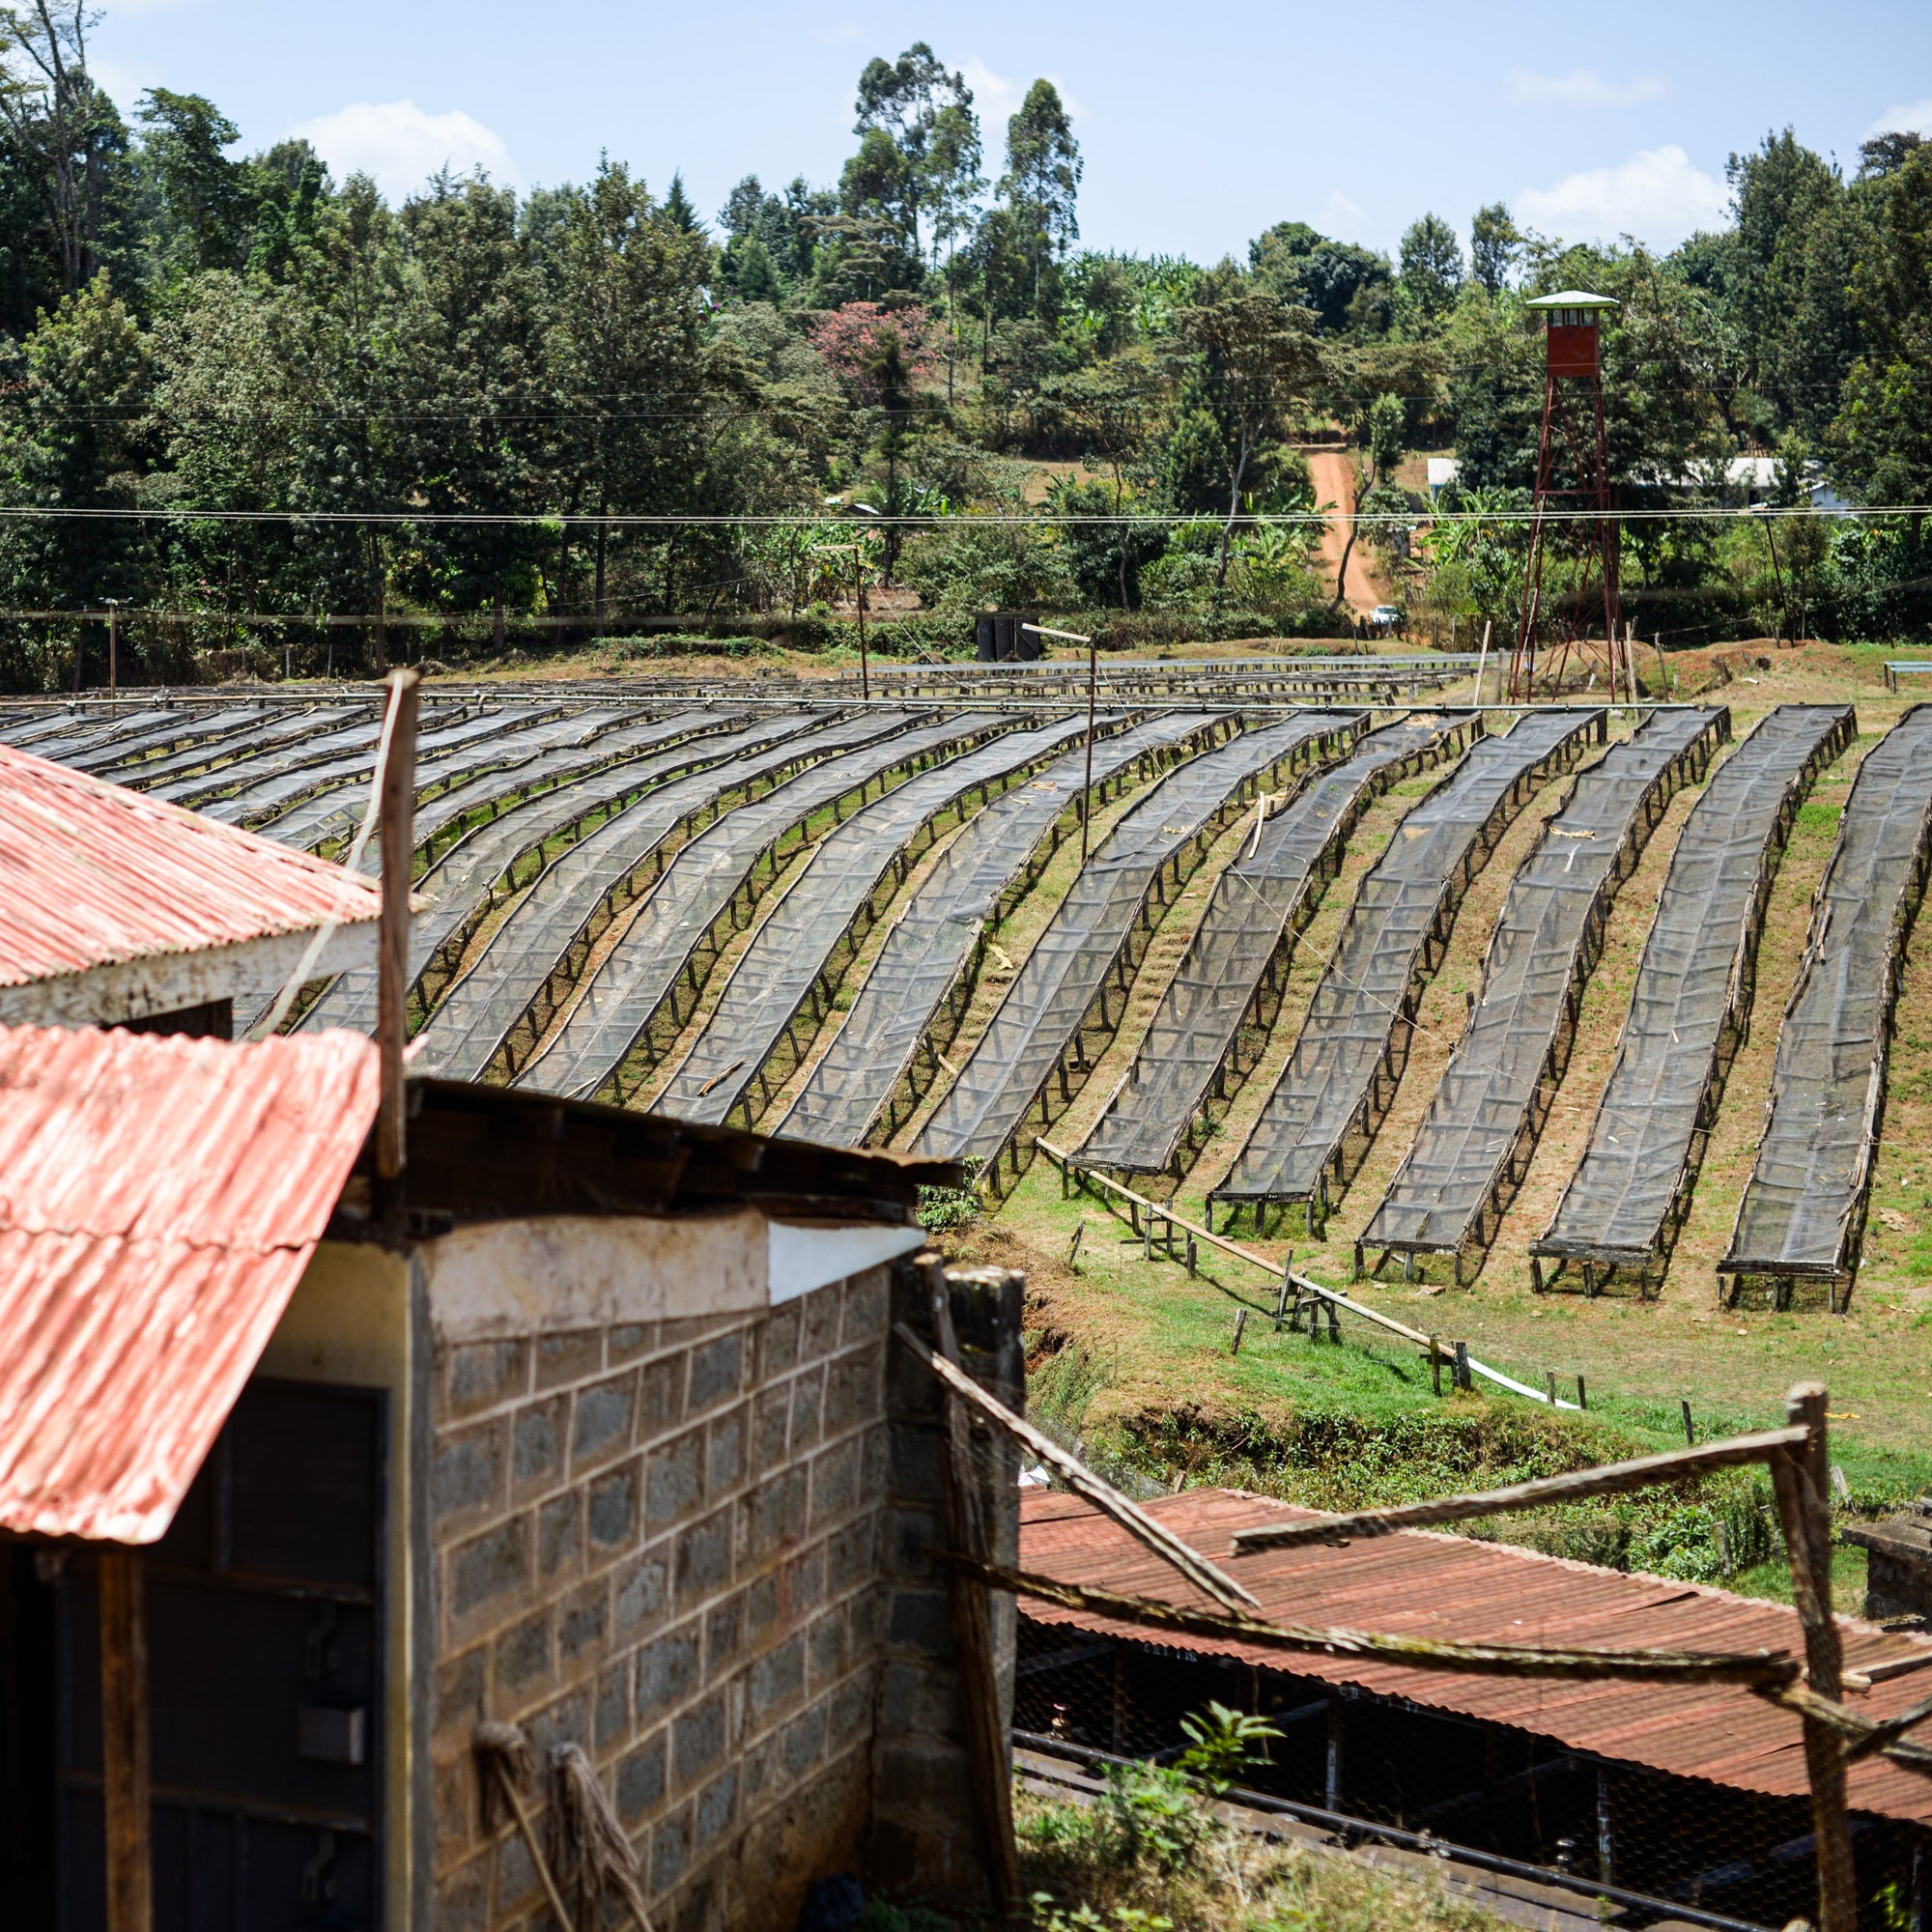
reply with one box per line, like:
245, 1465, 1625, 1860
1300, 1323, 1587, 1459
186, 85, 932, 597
427, 1267, 896, 1932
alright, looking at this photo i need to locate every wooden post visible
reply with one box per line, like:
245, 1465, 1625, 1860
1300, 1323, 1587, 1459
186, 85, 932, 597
99, 1547, 152, 1932
1772, 1383, 1858, 1932
854, 545, 868, 701
1230, 1308, 1248, 1356
377, 669, 421, 1182
106, 602, 117, 707
1080, 639, 1097, 867
923, 1260, 1020, 1915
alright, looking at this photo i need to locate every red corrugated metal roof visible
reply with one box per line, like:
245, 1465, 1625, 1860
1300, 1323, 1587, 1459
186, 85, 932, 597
0, 1022, 380, 1543
1021, 1487, 1932, 1824
0, 740, 383, 990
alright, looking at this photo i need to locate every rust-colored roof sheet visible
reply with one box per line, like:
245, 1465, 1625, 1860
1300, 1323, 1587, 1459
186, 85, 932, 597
0, 740, 383, 991
1020, 1487, 1932, 1824
0, 1022, 380, 1543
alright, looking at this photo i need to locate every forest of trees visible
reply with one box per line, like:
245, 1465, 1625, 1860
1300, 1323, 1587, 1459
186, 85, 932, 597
0, 5, 1928, 685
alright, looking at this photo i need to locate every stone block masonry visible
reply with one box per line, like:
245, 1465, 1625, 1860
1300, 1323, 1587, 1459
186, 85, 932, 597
427, 1256, 1019, 1932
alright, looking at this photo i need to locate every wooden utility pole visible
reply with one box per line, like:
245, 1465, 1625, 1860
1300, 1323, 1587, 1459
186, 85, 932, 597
854, 545, 868, 700
1025, 624, 1097, 861
376, 668, 421, 1183
1772, 1382, 1858, 1932
99, 1547, 152, 1932
106, 601, 118, 707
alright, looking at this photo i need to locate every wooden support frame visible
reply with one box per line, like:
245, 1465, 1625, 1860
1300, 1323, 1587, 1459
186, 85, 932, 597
99, 1546, 152, 1932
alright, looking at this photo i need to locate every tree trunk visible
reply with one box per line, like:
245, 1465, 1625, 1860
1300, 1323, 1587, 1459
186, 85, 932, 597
1215, 427, 1254, 590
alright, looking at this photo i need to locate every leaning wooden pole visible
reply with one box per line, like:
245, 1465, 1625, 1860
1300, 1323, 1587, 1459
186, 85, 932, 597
920, 1256, 1020, 1915
99, 1547, 152, 1932
377, 668, 421, 1183
1772, 1382, 1859, 1932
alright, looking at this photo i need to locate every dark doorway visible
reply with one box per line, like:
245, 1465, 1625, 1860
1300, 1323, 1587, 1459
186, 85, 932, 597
55, 1378, 388, 1931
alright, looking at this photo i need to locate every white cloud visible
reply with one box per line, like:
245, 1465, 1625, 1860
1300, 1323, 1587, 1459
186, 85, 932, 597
1518, 145, 1728, 249
286, 99, 517, 203
1317, 189, 1370, 242
1505, 67, 1670, 109
1866, 99, 1932, 138
960, 57, 1087, 129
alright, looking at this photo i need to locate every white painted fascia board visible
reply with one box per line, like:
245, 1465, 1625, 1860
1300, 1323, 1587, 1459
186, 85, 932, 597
767, 1218, 928, 1303
0, 916, 381, 1028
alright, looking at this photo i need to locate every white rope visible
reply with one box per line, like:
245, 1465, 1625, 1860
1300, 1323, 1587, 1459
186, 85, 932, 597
247, 678, 406, 1040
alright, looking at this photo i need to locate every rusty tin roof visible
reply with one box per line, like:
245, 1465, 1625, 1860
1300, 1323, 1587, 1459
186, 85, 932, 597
0, 1022, 380, 1544
0, 739, 383, 992
1020, 1488, 1932, 1823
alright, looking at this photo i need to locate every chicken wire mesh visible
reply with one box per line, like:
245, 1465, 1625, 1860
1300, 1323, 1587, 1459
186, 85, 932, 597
1011, 1615, 1932, 1932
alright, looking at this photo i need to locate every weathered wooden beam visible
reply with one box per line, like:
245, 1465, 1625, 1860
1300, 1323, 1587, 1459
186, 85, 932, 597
920, 1258, 1020, 1915
99, 1547, 152, 1932
952, 1557, 1799, 1686
894, 1322, 1260, 1612
1230, 1425, 1810, 1553
376, 668, 421, 1181
1771, 1384, 1859, 1932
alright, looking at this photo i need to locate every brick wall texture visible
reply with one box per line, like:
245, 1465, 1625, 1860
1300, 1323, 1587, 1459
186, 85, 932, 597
429, 1265, 901, 1932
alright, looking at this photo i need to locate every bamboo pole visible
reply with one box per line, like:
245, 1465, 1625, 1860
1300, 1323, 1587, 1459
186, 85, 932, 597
894, 1322, 1260, 1611
99, 1547, 152, 1932
376, 668, 421, 1181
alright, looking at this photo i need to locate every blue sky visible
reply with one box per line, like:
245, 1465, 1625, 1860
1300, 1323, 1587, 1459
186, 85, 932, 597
93, 0, 1932, 262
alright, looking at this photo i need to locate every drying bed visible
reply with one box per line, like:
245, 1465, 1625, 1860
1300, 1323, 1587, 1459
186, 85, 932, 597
106, 703, 368, 790
1080, 712, 1476, 1179
1361, 706, 1729, 1282
292, 708, 810, 1036
1209, 708, 1605, 1231
508, 710, 1019, 1100
777, 711, 1232, 1150
644, 711, 1094, 1126
1536, 704, 1857, 1293
196, 702, 537, 827
914, 712, 1364, 1192
410, 707, 937, 1082
260, 704, 640, 851
1719, 703, 1932, 1310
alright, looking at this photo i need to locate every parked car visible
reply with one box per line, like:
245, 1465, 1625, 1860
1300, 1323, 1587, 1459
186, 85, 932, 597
1370, 604, 1404, 637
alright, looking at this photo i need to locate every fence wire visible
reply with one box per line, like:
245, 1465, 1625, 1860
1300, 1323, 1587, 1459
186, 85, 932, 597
1012, 1617, 1931, 1932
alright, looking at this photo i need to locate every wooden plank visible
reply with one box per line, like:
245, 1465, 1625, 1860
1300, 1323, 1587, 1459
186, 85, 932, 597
1229, 1425, 1810, 1552
99, 1546, 152, 1932
893, 1321, 1261, 1611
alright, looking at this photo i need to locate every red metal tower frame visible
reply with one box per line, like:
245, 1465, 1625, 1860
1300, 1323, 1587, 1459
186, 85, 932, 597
1509, 293, 1623, 701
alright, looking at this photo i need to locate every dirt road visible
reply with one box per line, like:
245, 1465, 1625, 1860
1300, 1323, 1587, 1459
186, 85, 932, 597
1306, 448, 1382, 618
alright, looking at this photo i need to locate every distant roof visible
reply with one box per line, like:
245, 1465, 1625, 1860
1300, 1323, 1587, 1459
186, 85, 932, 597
1021, 1487, 1932, 1825
1525, 289, 1619, 310
0, 741, 384, 1025
0, 1022, 380, 1543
